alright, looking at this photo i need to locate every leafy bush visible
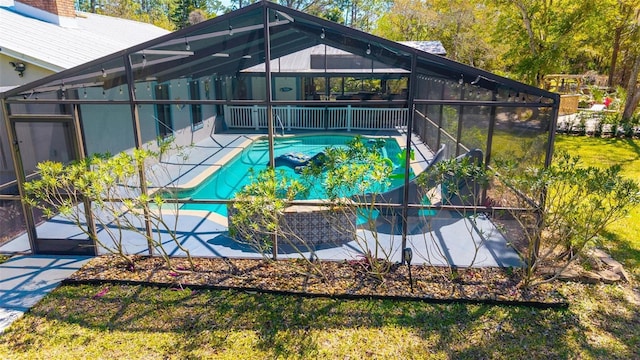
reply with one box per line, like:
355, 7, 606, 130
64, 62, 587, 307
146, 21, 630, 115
494, 151, 640, 286
228, 168, 307, 256
23, 146, 195, 271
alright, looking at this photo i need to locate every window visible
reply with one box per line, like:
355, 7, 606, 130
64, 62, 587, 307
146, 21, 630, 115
190, 80, 203, 130
154, 84, 173, 138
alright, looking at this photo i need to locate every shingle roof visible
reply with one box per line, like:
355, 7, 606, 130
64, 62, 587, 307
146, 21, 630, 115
0, 6, 169, 71
399, 41, 446, 56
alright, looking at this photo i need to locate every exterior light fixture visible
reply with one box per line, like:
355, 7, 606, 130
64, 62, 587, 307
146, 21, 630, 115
403, 247, 413, 292
320, 28, 325, 39
101, 67, 107, 78
366, 44, 371, 55
185, 38, 191, 51
228, 25, 233, 36
9, 61, 26, 77
403, 247, 412, 265
142, 53, 147, 67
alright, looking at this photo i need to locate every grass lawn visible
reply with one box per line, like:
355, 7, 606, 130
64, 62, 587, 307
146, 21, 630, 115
555, 135, 640, 280
0, 135, 638, 359
0, 283, 637, 359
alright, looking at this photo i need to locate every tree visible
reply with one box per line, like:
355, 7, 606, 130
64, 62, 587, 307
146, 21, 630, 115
374, 0, 430, 41
171, 0, 214, 29
226, 0, 259, 11
622, 53, 640, 120
375, 0, 497, 68
188, 8, 207, 25
269, 0, 391, 31
602, 0, 639, 88
76, 0, 176, 30
620, 7, 640, 119
492, 0, 597, 86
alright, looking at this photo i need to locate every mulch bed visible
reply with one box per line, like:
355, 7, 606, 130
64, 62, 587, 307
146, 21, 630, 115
67, 255, 568, 307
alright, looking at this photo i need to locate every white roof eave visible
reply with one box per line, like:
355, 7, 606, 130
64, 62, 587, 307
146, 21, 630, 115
0, 47, 65, 72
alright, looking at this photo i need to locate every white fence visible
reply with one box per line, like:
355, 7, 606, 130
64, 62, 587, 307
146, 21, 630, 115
224, 105, 408, 131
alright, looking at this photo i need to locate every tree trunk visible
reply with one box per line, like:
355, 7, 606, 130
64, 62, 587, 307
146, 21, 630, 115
515, 1, 538, 56
608, 27, 622, 88
622, 54, 640, 120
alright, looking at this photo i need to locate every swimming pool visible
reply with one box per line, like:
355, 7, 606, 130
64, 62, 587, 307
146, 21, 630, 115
177, 134, 410, 215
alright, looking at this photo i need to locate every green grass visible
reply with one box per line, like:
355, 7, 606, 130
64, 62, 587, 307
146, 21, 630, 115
0, 283, 637, 359
555, 136, 640, 280
0, 255, 9, 264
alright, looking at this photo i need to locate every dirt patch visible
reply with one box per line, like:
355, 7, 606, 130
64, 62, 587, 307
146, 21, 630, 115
68, 255, 566, 305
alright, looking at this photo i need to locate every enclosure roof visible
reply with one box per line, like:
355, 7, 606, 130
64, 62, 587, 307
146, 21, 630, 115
244, 42, 446, 74
0, 5, 169, 71
243, 44, 411, 74
1, 0, 558, 103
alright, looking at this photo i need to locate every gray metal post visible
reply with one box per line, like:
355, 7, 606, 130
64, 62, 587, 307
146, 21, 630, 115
401, 54, 418, 265
72, 104, 99, 253
124, 54, 155, 255
263, 4, 277, 259
1, 98, 38, 253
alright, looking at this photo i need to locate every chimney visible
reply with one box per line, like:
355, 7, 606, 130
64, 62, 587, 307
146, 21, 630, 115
13, 0, 78, 28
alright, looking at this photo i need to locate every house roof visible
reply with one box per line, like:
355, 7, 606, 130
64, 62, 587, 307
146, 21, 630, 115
0, 5, 169, 71
400, 41, 446, 56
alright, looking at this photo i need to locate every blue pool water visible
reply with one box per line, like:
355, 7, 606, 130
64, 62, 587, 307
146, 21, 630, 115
178, 134, 410, 215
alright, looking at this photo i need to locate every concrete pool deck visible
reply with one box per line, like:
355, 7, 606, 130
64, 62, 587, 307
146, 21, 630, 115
1, 130, 522, 268
2, 210, 522, 267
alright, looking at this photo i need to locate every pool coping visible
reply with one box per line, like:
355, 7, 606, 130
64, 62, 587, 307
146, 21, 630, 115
169, 135, 258, 191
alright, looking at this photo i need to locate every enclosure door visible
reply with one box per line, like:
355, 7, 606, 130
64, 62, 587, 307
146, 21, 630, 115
11, 117, 96, 255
